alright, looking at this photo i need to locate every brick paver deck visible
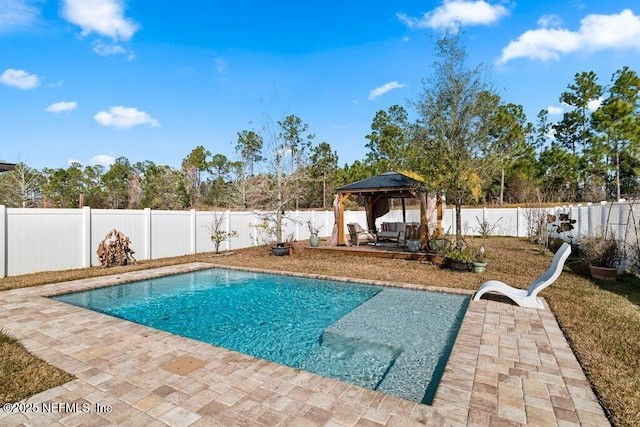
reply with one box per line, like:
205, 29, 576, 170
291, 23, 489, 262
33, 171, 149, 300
0, 263, 609, 426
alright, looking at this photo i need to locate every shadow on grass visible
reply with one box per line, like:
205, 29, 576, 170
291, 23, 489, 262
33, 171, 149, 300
564, 254, 640, 308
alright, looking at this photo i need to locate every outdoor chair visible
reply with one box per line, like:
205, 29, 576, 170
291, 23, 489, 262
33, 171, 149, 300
472, 242, 571, 309
347, 223, 377, 246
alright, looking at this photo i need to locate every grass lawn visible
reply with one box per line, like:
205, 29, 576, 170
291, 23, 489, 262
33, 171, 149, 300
1, 237, 638, 426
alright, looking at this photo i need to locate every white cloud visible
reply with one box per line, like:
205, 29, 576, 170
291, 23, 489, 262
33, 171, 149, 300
0, 0, 40, 31
587, 97, 603, 111
62, 0, 139, 41
0, 68, 39, 89
547, 106, 563, 115
537, 14, 563, 29
46, 101, 78, 113
91, 40, 135, 59
368, 81, 406, 101
397, 0, 509, 31
91, 154, 115, 166
92, 40, 122, 54
94, 106, 159, 129
499, 9, 640, 64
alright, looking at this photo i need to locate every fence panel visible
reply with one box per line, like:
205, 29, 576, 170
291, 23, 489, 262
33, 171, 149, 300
7, 208, 83, 276
149, 210, 193, 259
4, 202, 640, 277
91, 209, 147, 264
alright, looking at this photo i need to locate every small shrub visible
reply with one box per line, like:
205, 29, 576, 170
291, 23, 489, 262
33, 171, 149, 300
581, 231, 622, 268
96, 229, 135, 267
474, 216, 502, 238
205, 212, 238, 254
445, 248, 474, 263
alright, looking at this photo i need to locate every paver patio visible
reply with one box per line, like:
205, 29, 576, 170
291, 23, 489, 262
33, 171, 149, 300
0, 263, 609, 426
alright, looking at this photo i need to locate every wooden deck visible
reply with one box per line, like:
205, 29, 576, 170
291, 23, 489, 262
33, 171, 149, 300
305, 243, 442, 261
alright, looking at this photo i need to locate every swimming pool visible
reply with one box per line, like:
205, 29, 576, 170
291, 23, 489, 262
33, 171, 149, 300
51, 268, 469, 404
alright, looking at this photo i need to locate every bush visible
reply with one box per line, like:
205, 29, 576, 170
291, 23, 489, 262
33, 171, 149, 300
581, 232, 621, 268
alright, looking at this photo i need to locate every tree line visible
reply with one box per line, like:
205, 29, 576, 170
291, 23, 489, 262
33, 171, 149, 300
1, 34, 639, 211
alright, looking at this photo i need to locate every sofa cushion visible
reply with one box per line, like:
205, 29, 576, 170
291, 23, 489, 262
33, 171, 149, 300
378, 222, 405, 241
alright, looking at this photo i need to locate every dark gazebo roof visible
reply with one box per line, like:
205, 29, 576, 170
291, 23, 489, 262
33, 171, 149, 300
0, 162, 16, 173
336, 171, 423, 196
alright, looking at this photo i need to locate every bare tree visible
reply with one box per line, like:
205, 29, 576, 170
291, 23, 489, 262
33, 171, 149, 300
252, 115, 300, 244
0, 162, 42, 207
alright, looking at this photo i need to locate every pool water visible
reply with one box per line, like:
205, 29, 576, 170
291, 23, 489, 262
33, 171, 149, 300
52, 268, 469, 404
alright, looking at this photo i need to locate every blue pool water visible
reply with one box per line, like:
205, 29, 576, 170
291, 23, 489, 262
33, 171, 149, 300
52, 268, 469, 404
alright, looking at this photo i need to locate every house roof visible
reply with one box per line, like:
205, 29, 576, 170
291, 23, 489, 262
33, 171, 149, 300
336, 171, 422, 195
0, 162, 16, 173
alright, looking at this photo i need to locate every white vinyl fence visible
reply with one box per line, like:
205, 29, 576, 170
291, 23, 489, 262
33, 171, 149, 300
1, 202, 638, 277
0, 206, 336, 277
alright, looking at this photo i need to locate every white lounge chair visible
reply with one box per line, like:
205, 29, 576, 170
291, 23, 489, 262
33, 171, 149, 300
472, 242, 571, 309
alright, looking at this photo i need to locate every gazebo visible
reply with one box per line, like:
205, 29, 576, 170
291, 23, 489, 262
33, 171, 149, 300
331, 171, 444, 247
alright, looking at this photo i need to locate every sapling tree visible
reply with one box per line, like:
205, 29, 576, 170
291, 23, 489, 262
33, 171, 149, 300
205, 211, 238, 254
408, 33, 501, 249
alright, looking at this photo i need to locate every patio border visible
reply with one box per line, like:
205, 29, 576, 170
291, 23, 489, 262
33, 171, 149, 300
0, 263, 609, 426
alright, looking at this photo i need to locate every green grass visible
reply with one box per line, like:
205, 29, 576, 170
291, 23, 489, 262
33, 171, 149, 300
0, 331, 74, 404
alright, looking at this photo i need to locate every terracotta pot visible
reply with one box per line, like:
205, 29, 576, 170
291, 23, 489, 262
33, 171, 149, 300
589, 265, 617, 281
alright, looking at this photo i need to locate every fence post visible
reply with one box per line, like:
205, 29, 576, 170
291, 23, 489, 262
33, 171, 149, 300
601, 201, 607, 233
618, 201, 625, 241
310, 210, 315, 239
586, 203, 593, 239
516, 207, 521, 237
0, 205, 6, 277
576, 205, 582, 242
325, 210, 330, 238
82, 206, 91, 268
253, 211, 259, 246
225, 210, 231, 251
144, 208, 152, 259
190, 209, 197, 254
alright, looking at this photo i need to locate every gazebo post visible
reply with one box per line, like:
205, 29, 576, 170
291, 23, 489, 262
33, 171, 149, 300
436, 193, 445, 234
337, 193, 350, 245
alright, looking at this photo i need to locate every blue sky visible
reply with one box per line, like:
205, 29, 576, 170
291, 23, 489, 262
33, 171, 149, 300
2, 0, 640, 171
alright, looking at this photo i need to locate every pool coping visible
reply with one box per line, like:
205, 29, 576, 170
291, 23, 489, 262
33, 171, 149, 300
0, 263, 610, 426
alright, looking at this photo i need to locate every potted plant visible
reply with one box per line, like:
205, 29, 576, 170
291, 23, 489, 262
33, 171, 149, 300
471, 245, 487, 273
581, 232, 621, 281
307, 220, 322, 247
272, 242, 290, 256
405, 223, 420, 253
444, 247, 473, 271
